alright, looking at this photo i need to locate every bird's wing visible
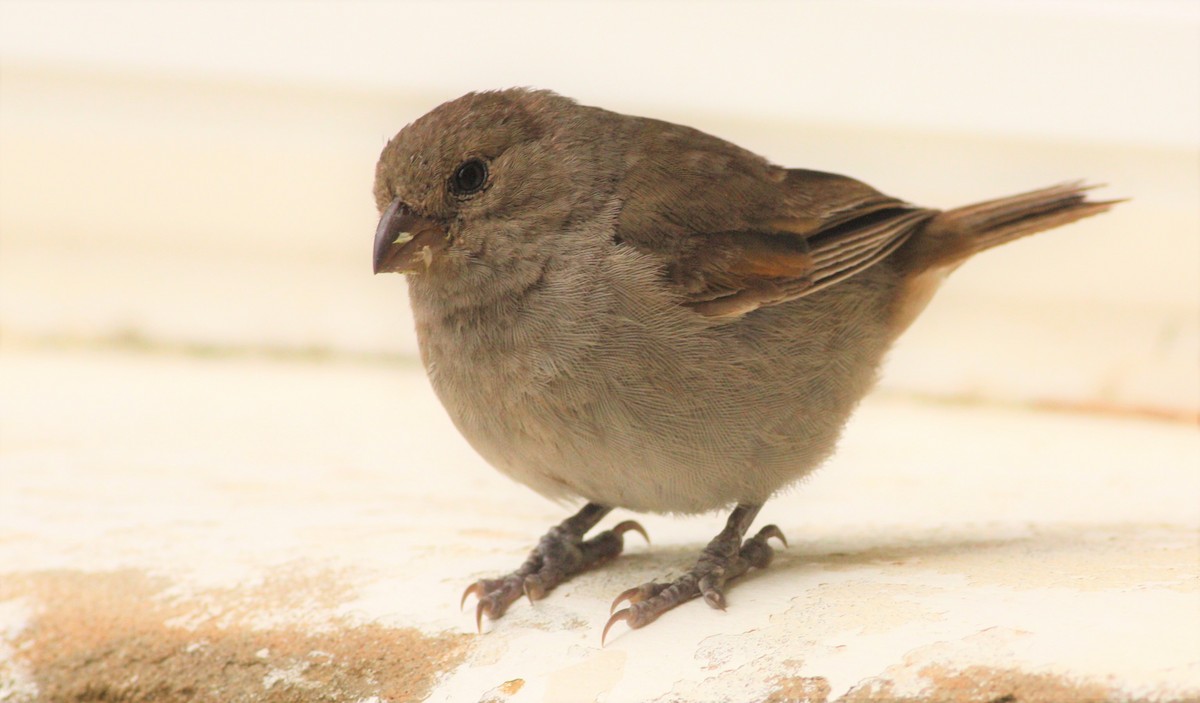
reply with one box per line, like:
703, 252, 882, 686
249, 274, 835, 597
614, 121, 936, 317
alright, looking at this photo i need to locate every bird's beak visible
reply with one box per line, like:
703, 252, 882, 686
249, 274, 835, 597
373, 199, 449, 274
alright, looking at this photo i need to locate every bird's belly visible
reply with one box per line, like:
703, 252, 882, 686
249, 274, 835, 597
413, 253, 899, 515
433, 364, 800, 514
424, 306, 887, 513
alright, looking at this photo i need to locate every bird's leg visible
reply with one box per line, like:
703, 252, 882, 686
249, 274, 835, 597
603, 503, 786, 644
461, 502, 648, 631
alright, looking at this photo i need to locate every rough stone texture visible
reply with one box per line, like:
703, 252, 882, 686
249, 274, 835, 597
1, 570, 470, 703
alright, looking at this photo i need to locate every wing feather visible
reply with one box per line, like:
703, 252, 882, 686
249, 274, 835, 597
611, 123, 936, 317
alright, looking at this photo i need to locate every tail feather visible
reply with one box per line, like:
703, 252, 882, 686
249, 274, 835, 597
899, 182, 1121, 273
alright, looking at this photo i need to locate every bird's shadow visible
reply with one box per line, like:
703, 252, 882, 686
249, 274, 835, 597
600, 522, 1096, 588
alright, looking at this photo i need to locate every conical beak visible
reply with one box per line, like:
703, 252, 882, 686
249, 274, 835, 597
373, 199, 449, 274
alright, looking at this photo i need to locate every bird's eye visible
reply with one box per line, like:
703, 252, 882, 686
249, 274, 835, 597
450, 158, 488, 196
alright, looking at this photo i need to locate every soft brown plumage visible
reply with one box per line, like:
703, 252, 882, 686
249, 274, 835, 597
371, 88, 1116, 640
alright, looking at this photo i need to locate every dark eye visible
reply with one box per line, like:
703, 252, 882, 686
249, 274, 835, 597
450, 158, 488, 196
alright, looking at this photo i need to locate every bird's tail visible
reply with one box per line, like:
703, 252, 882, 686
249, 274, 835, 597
897, 182, 1120, 273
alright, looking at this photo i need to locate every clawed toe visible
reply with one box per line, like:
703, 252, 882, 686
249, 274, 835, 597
602, 582, 682, 645
610, 586, 643, 615
699, 568, 729, 610
609, 582, 668, 614
458, 504, 648, 631
599, 506, 787, 645
460, 504, 787, 642
474, 594, 510, 633
523, 574, 546, 602
739, 523, 788, 570
601, 607, 632, 646
612, 520, 651, 544
460, 581, 483, 610
462, 579, 523, 632
601, 580, 693, 644
475, 598, 488, 633
755, 524, 787, 548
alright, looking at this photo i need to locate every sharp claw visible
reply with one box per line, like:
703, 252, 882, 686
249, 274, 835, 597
475, 599, 489, 634
460, 582, 483, 610
609, 585, 644, 615
602, 608, 632, 646
612, 520, 651, 545
523, 576, 545, 603
698, 568, 727, 611
757, 524, 788, 548
702, 589, 727, 610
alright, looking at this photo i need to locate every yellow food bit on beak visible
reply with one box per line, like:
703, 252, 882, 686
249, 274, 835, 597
392, 231, 414, 246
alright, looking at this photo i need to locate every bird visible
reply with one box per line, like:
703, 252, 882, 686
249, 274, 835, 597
371, 88, 1116, 643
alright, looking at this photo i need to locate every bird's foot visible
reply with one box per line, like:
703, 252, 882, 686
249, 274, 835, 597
603, 505, 785, 644
461, 503, 647, 632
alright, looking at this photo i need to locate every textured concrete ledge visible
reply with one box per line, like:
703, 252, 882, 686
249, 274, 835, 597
1, 347, 1197, 702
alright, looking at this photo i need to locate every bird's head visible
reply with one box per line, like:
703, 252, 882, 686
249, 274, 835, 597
372, 89, 619, 294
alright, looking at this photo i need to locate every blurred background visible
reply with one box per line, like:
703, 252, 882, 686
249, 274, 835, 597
1, 0, 1197, 418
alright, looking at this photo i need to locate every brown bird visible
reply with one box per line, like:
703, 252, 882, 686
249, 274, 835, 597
371, 88, 1115, 643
